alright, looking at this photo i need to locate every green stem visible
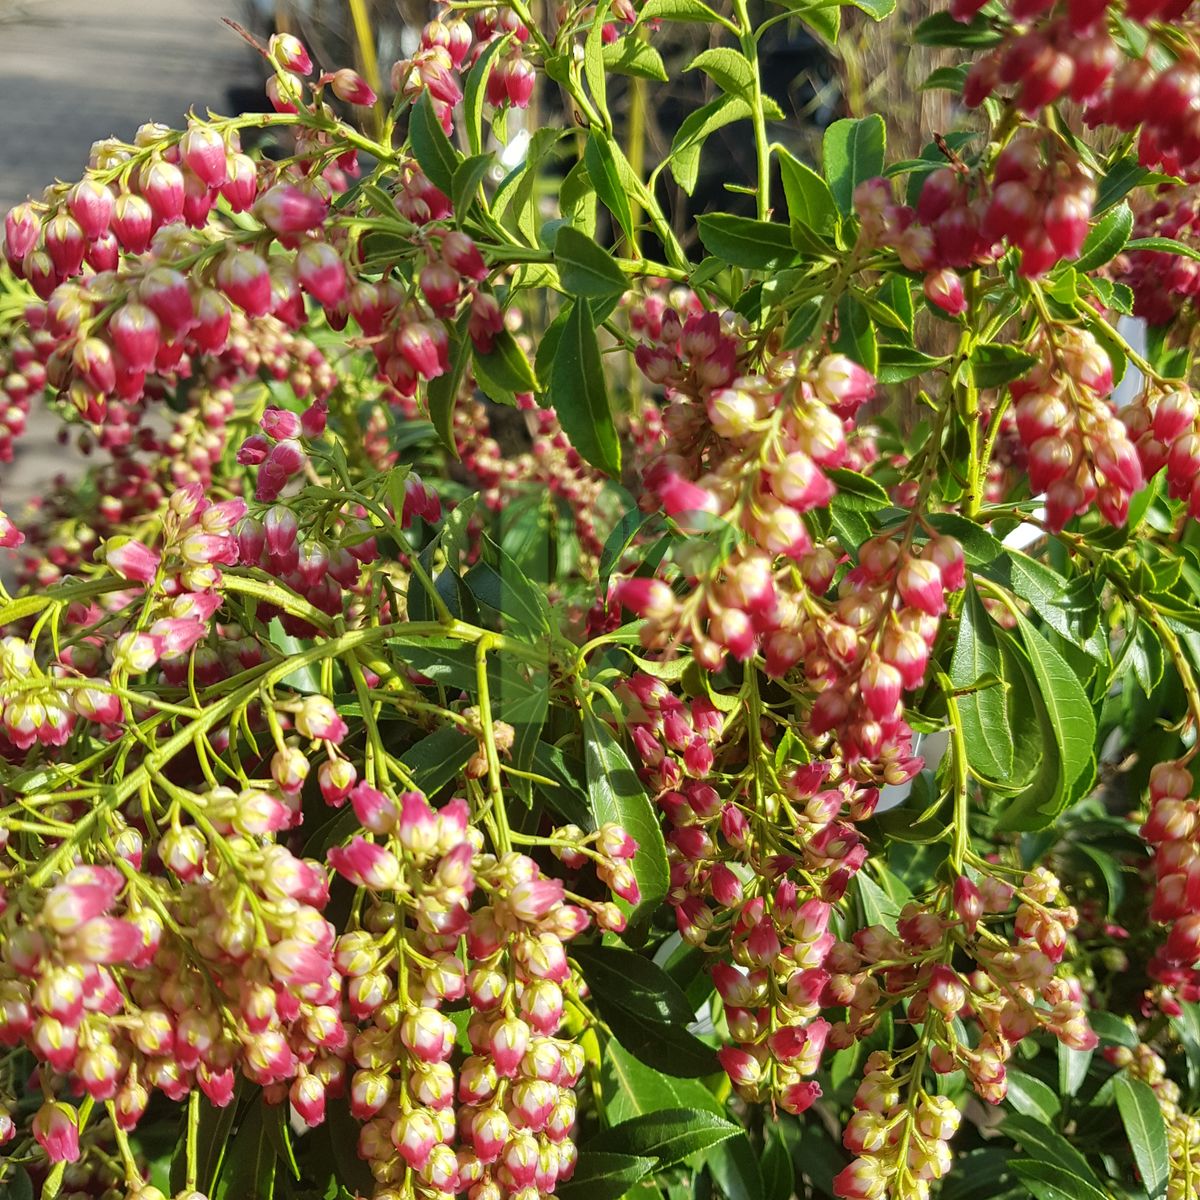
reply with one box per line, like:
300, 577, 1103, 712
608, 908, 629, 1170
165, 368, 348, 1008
733, 0, 771, 220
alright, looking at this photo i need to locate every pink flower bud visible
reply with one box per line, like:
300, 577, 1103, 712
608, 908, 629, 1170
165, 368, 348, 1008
327, 68, 377, 106
139, 159, 185, 224
256, 183, 328, 235
221, 153, 259, 211
897, 556, 946, 616
328, 838, 401, 890
270, 33, 313, 74
105, 539, 160, 583
924, 267, 967, 316
68, 179, 115, 240
297, 241, 348, 306
33, 1101, 79, 1163
4, 202, 39, 260
180, 125, 229, 187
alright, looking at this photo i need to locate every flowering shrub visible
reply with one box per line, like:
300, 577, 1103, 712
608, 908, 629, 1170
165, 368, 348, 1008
8, 1, 1200, 1197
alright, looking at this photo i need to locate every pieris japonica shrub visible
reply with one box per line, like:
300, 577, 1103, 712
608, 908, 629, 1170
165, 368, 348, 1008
8, 0, 1200, 1197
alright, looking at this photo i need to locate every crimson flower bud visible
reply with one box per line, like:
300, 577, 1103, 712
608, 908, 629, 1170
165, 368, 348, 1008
924, 267, 967, 316
33, 1101, 79, 1164
180, 125, 229, 187
327, 68, 377, 106
105, 538, 160, 583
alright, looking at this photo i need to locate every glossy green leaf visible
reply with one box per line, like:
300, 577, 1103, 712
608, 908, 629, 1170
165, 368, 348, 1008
555, 225, 629, 300
401, 726, 478, 795
581, 707, 669, 923
825, 467, 890, 511
670, 96, 750, 194
451, 153, 493, 217
950, 586, 1013, 781
583, 0, 611, 123
1057, 1040, 1093, 1098
876, 345, 949, 383
548, 300, 621, 478
603, 36, 669, 80
409, 91, 461, 196
968, 343, 1039, 389
1126, 235, 1200, 262
823, 115, 886, 215
588, 1108, 740, 1167
833, 292, 877, 373
923, 513, 1003, 564
778, 147, 839, 237
1074, 201, 1133, 272
602, 1040, 724, 1122
914, 11, 1004, 46
1009, 1161, 1107, 1200
574, 944, 718, 1076
761, 1133, 794, 1200
996, 613, 1096, 830
1000, 1114, 1100, 1187
585, 130, 636, 245
687, 47, 755, 101
556, 1152, 658, 1200
639, 0, 725, 21
707, 1135, 767, 1200
462, 36, 510, 156
1004, 1069, 1061, 1122
696, 213, 799, 270
427, 314, 470, 455
473, 327, 539, 399
212, 1098, 277, 1200
1113, 1074, 1169, 1199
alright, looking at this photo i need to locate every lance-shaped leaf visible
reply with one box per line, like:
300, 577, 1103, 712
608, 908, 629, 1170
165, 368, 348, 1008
549, 299, 622, 477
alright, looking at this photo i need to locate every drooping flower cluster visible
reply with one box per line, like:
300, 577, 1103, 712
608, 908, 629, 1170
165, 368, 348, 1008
326, 786, 636, 1198
855, 129, 1095, 287
1006, 326, 1141, 529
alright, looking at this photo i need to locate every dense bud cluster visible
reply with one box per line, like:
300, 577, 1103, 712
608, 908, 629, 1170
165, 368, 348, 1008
326, 789, 635, 1198
1137, 760, 1200, 1013
1003, 326, 1140, 529
855, 129, 1095, 284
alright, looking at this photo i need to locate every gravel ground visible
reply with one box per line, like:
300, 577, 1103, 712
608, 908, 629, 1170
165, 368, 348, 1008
0, 0, 258, 553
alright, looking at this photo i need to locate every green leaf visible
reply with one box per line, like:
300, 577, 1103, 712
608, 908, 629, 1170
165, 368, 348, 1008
968, 343, 1038, 389
581, 707, 669, 924
574, 945, 718, 1077
1113, 1074, 1169, 1199
876, 345, 949, 383
603, 36, 668, 80
548, 300, 621, 478
687, 47, 755, 101
639, 0, 725, 21
602, 1041, 724, 1122
451, 153, 494, 217
401, 726, 478, 795
473, 327, 539, 400
589, 1108, 740, 1167
555, 225, 629, 301
997, 613, 1097, 831
696, 213, 799, 270
777, 147, 839, 237
1096, 154, 1150, 214
921, 64, 970, 92
1090, 1011, 1138, 1048
833, 292, 877, 374
1000, 1114, 1101, 1187
706, 1135, 766, 1200
1126, 235, 1200, 262
1004, 1069, 1061, 1123
212, 1098, 277, 1200
409, 91, 461, 197
950, 586, 1013, 781
924, 513, 1003, 564
847, 0, 896, 17
427, 314, 470, 455
585, 130, 636, 245
761, 1133, 793, 1200
823, 115, 886, 216
556, 1152, 659, 1200
825, 467, 890, 510
914, 11, 1003, 46
462, 36, 510, 156
670, 96, 750, 194
584, 0, 611, 124
466, 539, 553, 638
1057, 1040, 1093, 1098
1074, 201, 1133, 272
1009, 1161, 1107, 1200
